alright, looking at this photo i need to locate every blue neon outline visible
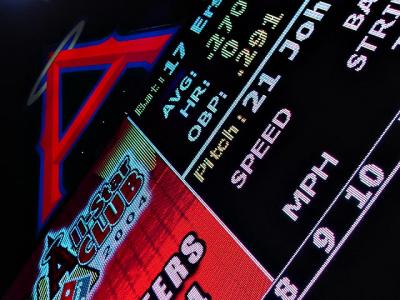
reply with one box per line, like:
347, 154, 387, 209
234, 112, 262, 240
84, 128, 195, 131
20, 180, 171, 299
37, 26, 178, 231
74, 27, 177, 49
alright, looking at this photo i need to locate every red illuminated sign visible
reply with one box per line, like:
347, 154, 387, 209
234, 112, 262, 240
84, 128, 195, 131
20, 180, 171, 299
34, 23, 174, 225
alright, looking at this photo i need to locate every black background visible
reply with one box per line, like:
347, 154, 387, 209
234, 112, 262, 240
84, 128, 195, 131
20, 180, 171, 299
0, 0, 399, 299
0, 0, 197, 294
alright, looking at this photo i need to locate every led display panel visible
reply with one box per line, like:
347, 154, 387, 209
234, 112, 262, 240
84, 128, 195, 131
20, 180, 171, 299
2, 0, 400, 299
